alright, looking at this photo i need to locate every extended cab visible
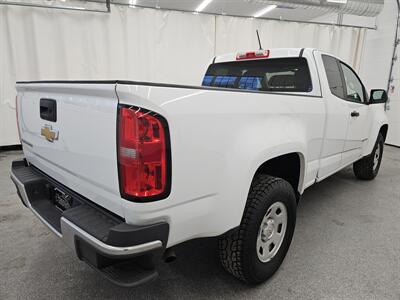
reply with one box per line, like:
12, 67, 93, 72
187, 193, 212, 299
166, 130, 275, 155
11, 48, 389, 286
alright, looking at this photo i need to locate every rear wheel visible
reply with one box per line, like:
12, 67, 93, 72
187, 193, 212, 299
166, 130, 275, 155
218, 175, 297, 284
353, 133, 384, 180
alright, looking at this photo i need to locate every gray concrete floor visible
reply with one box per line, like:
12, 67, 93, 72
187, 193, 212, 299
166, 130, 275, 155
0, 147, 400, 300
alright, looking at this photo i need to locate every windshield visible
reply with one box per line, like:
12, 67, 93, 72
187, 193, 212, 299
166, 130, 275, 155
202, 57, 312, 93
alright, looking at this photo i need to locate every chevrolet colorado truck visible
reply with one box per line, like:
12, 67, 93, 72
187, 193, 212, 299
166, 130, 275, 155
11, 48, 389, 287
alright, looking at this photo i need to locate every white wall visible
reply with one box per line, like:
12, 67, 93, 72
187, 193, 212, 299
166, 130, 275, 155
1, 4, 367, 146
311, 12, 377, 29
358, 1, 397, 90
359, 0, 399, 146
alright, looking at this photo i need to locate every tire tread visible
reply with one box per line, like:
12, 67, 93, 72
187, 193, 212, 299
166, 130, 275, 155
353, 133, 384, 180
218, 175, 287, 283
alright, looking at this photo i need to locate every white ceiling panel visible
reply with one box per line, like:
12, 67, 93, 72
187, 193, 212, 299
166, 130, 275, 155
127, 0, 328, 21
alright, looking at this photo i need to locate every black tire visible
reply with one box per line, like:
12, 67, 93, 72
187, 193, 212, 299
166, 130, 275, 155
353, 133, 384, 180
218, 175, 297, 284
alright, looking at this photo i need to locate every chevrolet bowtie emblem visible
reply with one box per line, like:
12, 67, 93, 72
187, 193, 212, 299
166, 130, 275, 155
41, 125, 59, 142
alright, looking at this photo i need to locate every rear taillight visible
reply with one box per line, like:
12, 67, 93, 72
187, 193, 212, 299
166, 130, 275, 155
118, 106, 170, 201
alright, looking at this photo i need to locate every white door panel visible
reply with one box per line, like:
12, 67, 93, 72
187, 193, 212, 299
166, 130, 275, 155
340, 61, 372, 166
342, 103, 369, 165
315, 53, 349, 180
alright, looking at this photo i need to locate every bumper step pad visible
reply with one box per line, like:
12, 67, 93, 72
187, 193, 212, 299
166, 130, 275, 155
11, 160, 169, 287
94, 260, 158, 288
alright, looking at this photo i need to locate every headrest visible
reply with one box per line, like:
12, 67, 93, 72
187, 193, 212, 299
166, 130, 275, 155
268, 75, 295, 88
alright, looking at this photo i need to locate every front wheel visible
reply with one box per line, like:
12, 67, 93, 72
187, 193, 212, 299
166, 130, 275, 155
353, 133, 384, 180
218, 175, 297, 284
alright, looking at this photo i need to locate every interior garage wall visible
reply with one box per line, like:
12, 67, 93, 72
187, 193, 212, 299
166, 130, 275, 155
1, 4, 367, 146
311, 0, 400, 146
358, 0, 399, 146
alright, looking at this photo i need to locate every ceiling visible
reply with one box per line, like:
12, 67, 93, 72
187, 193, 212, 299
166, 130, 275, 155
2, 0, 379, 25
112, 0, 328, 22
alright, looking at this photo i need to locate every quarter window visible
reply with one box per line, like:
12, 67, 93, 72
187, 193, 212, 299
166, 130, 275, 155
322, 55, 345, 99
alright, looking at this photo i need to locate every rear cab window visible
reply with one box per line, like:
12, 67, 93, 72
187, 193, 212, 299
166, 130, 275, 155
202, 57, 313, 93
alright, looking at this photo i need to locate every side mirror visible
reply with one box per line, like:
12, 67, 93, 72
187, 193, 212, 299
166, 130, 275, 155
369, 89, 388, 104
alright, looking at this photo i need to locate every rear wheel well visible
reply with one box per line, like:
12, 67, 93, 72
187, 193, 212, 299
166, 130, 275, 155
255, 153, 301, 197
380, 125, 388, 141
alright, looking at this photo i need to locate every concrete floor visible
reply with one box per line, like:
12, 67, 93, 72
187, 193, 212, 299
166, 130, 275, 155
1, 147, 400, 300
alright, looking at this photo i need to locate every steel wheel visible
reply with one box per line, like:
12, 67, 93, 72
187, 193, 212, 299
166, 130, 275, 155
256, 201, 288, 263
373, 143, 381, 171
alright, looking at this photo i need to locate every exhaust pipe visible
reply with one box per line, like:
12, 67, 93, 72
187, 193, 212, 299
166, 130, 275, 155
163, 248, 177, 263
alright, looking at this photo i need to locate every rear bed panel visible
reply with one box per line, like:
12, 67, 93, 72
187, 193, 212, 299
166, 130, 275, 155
16, 83, 124, 217
115, 81, 325, 247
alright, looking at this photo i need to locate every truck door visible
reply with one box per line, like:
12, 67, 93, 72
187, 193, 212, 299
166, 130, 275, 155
338, 61, 371, 167
316, 54, 350, 181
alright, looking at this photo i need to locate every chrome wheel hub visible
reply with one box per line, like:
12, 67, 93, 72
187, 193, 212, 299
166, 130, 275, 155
261, 220, 275, 241
256, 202, 288, 263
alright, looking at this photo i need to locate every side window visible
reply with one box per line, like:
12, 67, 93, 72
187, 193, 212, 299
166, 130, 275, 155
322, 55, 345, 99
340, 63, 365, 103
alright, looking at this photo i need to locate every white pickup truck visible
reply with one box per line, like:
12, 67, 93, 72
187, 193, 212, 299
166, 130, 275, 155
11, 48, 389, 287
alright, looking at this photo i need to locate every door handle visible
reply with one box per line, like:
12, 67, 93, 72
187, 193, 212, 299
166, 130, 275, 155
351, 111, 360, 117
40, 98, 57, 122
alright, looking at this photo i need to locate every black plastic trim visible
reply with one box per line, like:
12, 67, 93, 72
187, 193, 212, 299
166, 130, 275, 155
16, 80, 323, 98
17, 80, 119, 84
116, 105, 172, 203
299, 48, 305, 57
106, 222, 169, 247
40, 98, 57, 122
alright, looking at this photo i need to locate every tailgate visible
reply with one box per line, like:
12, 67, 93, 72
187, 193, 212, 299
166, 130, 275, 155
16, 82, 124, 217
